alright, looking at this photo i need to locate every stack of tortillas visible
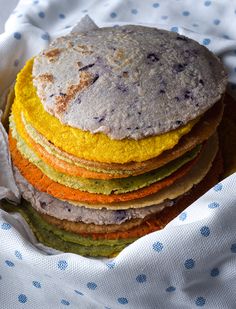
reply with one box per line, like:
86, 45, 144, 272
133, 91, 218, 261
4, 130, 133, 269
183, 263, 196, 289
8, 25, 227, 257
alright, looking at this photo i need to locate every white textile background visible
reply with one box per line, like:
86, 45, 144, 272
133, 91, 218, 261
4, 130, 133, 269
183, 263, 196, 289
0, 0, 19, 33
0, 1, 236, 308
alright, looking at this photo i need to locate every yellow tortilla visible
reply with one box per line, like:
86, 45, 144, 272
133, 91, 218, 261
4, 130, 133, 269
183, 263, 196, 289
12, 59, 197, 164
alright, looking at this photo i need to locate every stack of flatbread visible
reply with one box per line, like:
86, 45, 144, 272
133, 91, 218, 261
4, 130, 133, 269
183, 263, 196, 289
7, 25, 227, 257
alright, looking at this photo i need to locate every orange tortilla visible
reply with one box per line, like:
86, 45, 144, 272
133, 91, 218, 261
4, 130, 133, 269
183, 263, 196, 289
9, 133, 198, 204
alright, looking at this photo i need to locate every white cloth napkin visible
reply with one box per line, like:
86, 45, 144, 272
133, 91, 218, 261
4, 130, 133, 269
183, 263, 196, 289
0, 1, 236, 308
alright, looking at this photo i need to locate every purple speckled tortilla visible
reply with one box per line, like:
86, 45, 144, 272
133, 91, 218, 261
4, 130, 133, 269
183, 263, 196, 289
33, 25, 227, 140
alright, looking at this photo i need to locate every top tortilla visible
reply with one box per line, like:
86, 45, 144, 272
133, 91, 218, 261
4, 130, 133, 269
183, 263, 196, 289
33, 25, 227, 140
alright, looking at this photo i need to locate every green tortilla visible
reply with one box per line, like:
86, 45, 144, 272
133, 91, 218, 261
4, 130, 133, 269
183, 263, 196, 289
0, 200, 135, 257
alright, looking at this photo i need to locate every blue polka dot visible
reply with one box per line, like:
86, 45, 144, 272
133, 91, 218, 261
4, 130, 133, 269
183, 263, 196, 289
200, 226, 210, 237
204, 1, 211, 6
87, 282, 97, 290
32, 281, 41, 288
184, 259, 195, 269
231, 243, 236, 253
59, 13, 66, 19
65, 25, 71, 29
106, 261, 116, 269
136, 274, 147, 283
179, 212, 187, 221
17, 14, 23, 18
110, 12, 117, 18
214, 183, 222, 191
33, 0, 39, 4
213, 19, 220, 25
195, 297, 206, 306
182, 11, 190, 16
171, 26, 178, 32
41, 33, 50, 40
192, 23, 199, 27
105, 307, 111, 309
1, 222, 11, 230
15, 250, 22, 260
223, 34, 230, 40
81, 9, 88, 13
152, 3, 160, 8
58, 260, 68, 270
18, 294, 27, 303
38, 11, 45, 18
152, 241, 164, 252
74, 290, 84, 296
161, 15, 168, 20
14, 59, 19, 67
203, 38, 211, 45
131, 9, 138, 15
117, 297, 128, 305
166, 286, 176, 292
13, 32, 21, 40
208, 202, 220, 209
61, 299, 70, 306
210, 268, 219, 277
5, 260, 15, 267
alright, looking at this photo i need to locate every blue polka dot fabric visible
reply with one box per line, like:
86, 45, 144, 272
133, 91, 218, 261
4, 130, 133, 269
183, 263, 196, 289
0, 0, 236, 308
0, 174, 235, 308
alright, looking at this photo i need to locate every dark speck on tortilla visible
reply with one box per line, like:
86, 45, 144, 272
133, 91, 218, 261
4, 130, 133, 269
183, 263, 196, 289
115, 210, 127, 222
173, 63, 187, 73
147, 53, 159, 64
40, 201, 47, 209
78, 63, 95, 71
93, 115, 105, 122
175, 120, 184, 125
184, 90, 194, 100
91, 73, 99, 84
